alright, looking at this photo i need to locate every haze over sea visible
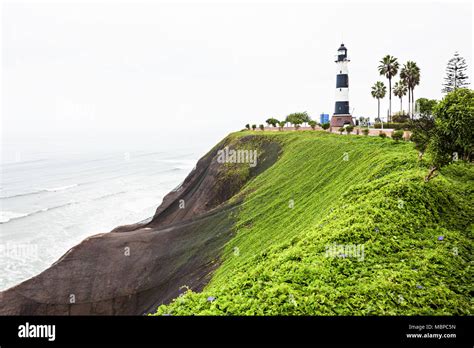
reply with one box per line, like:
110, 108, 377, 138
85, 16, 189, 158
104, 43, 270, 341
0, 132, 212, 291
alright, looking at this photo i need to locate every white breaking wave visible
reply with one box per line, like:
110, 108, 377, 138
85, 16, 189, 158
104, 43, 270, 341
92, 191, 127, 201
0, 184, 79, 199
0, 211, 29, 223
42, 184, 78, 192
0, 201, 79, 224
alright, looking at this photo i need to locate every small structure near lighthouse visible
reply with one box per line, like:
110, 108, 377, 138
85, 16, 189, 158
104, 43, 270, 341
330, 43, 354, 127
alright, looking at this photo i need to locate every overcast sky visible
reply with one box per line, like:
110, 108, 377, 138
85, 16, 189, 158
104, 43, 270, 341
1, 0, 472, 156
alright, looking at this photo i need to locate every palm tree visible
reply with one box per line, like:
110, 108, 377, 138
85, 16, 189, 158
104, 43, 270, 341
393, 80, 408, 114
371, 81, 387, 122
400, 61, 420, 119
378, 55, 399, 122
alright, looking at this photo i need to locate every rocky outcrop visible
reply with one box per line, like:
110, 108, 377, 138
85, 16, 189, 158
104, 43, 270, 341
0, 135, 281, 315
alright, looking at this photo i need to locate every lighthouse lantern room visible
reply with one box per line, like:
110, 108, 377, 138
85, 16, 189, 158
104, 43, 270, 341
330, 43, 354, 127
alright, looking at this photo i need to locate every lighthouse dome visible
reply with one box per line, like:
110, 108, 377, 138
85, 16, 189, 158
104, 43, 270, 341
336, 43, 348, 62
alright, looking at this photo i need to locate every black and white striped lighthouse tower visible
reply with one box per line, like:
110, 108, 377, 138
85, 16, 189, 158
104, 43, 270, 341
330, 43, 354, 127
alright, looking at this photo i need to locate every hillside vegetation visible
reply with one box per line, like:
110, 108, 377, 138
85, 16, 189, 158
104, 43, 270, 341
153, 131, 473, 315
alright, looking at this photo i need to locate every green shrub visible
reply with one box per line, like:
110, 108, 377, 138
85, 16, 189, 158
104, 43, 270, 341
265, 118, 279, 127
391, 130, 404, 142
428, 88, 474, 169
278, 121, 286, 131
285, 112, 310, 125
321, 123, 330, 130
379, 131, 387, 138
392, 113, 410, 123
362, 129, 369, 136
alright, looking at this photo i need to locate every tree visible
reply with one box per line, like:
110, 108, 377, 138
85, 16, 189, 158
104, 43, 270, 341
378, 55, 399, 122
409, 99, 437, 160
245, 124, 250, 130
265, 118, 279, 127
345, 125, 354, 134
442, 52, 470, 93
285, 112, 310, 126
338, 127, 345, 135
391, 130, 404, 142
393, 80, 408, 114
251, 124, 257, 130
408, 98, 438, 159
259, 124, 264, 131
425, 89, 474, 181
321, 123, 330, 130
400, 61, 420, 119
392, 112, 410, 123
286, 112, 308, 130
371, 81, 387, 121
416, 98, 437, 117
278, 120, 286, 131
409, 114, 435, 160
362, 128, 369, 136
308, 120, 317, 130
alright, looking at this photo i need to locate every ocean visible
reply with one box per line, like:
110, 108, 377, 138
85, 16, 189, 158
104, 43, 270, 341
0, 146, 199, 291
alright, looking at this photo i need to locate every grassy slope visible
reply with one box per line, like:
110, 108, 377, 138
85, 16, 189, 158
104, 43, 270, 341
154, 131, 473, 315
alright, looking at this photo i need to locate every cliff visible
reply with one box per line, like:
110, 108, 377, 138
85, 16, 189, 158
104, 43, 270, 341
0, 134, 281, 315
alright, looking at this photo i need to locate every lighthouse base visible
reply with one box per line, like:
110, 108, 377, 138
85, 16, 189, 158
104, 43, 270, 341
330, 115, 354, 128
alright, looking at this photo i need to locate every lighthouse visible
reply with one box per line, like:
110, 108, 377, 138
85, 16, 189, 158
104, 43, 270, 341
330, 43, 354, 127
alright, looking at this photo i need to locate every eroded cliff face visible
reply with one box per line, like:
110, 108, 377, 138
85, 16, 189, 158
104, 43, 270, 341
0, 134, 281, 315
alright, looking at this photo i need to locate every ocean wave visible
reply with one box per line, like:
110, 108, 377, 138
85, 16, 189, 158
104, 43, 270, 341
0, 184, 79, 199
0, 211, 29, 223
43, 184, 78, 192
92, 191, 127, 201
0, 201, 79, 224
